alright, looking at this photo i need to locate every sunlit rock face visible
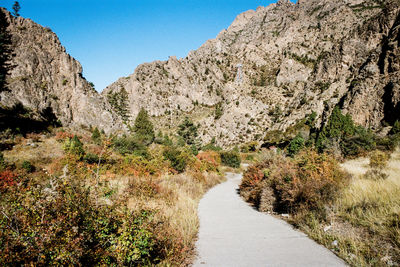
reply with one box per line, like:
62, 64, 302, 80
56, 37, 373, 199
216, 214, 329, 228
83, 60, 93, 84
0, 8, 124, 133
103, 0, 400, 146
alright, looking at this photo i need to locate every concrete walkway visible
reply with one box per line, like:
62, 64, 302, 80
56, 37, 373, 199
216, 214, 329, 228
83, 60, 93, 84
193, 172, 346, 267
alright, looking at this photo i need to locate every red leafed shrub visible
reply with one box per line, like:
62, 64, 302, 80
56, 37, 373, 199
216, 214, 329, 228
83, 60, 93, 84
55, 131, 74, 142
0, 170, 17, 192
197, 151, 221, 171
240, 164, 266, 189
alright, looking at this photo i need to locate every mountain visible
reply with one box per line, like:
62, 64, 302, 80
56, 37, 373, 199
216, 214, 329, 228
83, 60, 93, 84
0, 8, 124, 133
103, 0, 400, 147
1, 0, 399, 146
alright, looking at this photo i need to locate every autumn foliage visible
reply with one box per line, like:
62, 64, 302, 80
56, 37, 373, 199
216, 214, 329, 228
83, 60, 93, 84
0, 170, 17, 192
240, 149, 350, 213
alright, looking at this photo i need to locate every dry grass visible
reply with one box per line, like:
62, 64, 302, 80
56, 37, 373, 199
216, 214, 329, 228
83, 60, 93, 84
295, 149, 400, 266
105, 171, 225, 265
4, 135, 63, 168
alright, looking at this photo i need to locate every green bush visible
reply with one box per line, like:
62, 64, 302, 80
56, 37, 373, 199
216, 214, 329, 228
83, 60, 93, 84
202, 137, 222, 151
316, 107, 377, 157
83, 153, 100, 164
91, 127, 101, 144
63, 136, 85, 159
21, 160, 35, 173
390, 120, 400, 135
220, 151, 241, 168
240, 141, 258, 153
163, 147, 188, 173
316, 107, 355, 152
113, 136, 148, 158
190, 144, 198, 156
287, 135, 305, 156
111, 210, 158, 266
340, 126, 376, 157
154, 131, 164, 144
375, 135, 399, 151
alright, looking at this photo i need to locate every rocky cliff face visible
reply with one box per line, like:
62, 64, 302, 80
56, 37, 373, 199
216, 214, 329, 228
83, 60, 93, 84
0, 8, 124, 133
103, 0, 400, 147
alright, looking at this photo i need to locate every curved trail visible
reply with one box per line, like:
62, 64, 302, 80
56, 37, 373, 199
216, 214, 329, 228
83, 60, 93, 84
193, 172, 346, 267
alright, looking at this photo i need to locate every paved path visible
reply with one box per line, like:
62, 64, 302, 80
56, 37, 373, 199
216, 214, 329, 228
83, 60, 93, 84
193, 172, 346, 267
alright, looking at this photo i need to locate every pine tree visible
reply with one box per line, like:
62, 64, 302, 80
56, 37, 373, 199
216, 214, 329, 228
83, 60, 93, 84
12, 1, 21, 17
107, 87, 130, 122
131, 108, 154, 146
178, 117, 198, 146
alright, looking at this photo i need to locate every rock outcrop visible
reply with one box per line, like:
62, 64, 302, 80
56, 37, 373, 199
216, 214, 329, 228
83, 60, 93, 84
0, 8, 124, 133
103, 0, 400, 147
2, 0, 399, 146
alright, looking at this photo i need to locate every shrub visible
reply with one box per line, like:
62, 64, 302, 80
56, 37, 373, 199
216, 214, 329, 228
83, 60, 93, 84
391, 120, 400, 135
316, 107, 376, 157
240, 141, 258, 153
21, 160, 35, 173
340, 126, 376, 157
0, 175, 164, 265
83, 153, 100, 164
163, 147, 188, 173
240, 149, 349, 213
316, 107, 355, 152
369, 150, 390, 169
0, 170, 17, 192
111, 210, 158, 266
113, 136, 148, 158
202, 137, 222, 151
55, 130, 74, 142
220, 151, 241, 168
63, 135, 85, 158
376, 136, 399, 151
287, 135, 305, 156
154, 131, 164, 144
190, 144, 198, 156
91, 127, 101, 144
197, 151, 221, 171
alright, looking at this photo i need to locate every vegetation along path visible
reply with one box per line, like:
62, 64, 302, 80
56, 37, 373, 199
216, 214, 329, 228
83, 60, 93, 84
193, 171, 346, 267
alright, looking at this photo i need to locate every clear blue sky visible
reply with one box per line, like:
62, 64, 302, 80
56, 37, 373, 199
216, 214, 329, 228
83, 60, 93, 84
2, 0, 288, 91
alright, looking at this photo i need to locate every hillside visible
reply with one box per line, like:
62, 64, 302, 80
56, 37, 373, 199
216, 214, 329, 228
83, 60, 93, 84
0, 8, 124, 133
103, 0, 400, 147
